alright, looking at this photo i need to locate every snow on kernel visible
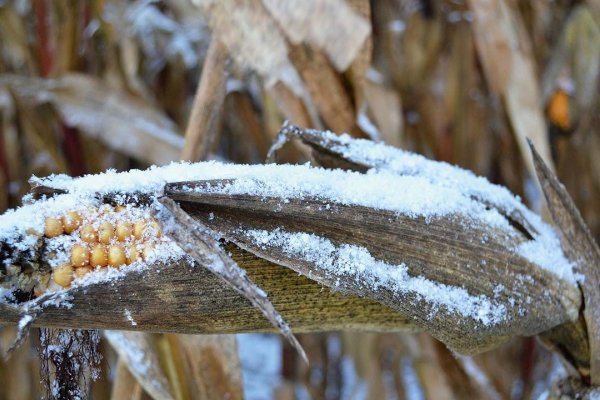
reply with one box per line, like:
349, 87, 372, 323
70, 242, 185, 288
245, 227, 507, 325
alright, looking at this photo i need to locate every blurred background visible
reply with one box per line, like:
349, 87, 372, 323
0, 0, 599, 398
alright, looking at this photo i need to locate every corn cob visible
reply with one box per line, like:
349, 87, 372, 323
33, 205, 165, 293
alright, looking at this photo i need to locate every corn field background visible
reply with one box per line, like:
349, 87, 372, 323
0, 0, 599, 399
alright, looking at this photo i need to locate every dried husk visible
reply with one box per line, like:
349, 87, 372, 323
165, 184, 580, 354
0, 245, 414, 334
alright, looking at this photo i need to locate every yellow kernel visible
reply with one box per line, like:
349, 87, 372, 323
62, 211, 82, 234
115, 205, 127, 213
116, 221, 133, 242
74, 266, 92, 279
99, 204, 113, 214
90, 244, 108, 267
133, 221, 146, 240
146, 220, 161, 238
127, 244, 140, 264
80, 225, 97, 243
133, 220, 161, 240
98, 221, 115, 244
108, 245, 127, 267
142, 244, 154, 261
44, 217, 64, 238
52, 264, 74, 288
71, 244, 90, 267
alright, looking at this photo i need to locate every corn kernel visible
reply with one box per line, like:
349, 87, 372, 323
90, 244, 108, 267
98, 221, 115, 244
115, 205, 127, 213
71, 244, 90, 267
133, 221, 146, 240
44, 217, 64, 238
99, 204, 113, 214
127, 244, 140, 263
62, 211, 82, 233
142, 244, 154, 261
53, 264, 74, 288
74, 266, 92, 279
116, 221, 133, 241
108, 245, 127, 267
80, 225, 97, 243
146, 220, 161, 237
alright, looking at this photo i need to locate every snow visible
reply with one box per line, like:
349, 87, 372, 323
244, 228, 507, 326
17, 314, 32, 330
124, 309, 137, 326
238, 334, 282, 400
0, 287, 15, 302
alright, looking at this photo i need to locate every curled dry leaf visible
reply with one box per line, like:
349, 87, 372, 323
530, 140, 600, 384
0, 74, 184, 165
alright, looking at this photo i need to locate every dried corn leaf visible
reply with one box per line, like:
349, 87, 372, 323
346, 0, 372, 96
192, 0, 305, 97
467, 0, 554, 175
530, 141, 600, 384
177, 335, 243, 400
0, 74, 183, 165
105, 331, 174, 400
363, 79, 403, 147
0, 6, 34, 74
288, 44, 359, 136
181, 37, 229, 162
261, 0, 370, 71
155, 334, 192, 400
110, 358, 146, 400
